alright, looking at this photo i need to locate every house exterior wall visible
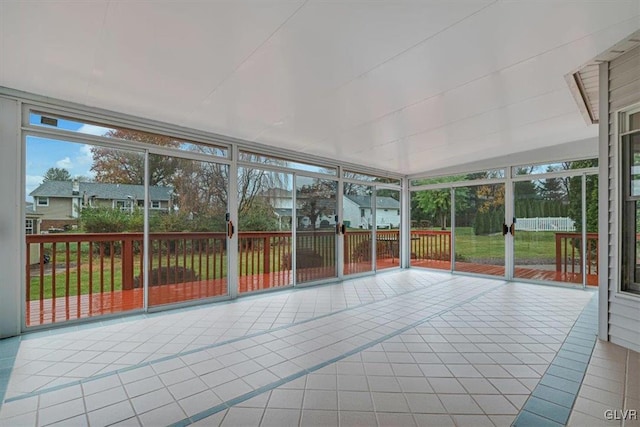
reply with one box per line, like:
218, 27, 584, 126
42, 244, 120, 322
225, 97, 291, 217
606, 45, 640, 352
376, 208, 400, 228
343, 197, 365, 228
34, 197, 73, 220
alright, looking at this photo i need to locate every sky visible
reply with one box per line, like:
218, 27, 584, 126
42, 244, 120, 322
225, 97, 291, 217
25, 114, 111, 201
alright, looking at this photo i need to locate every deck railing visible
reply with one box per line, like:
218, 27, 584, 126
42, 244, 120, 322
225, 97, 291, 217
27, 230, 403, 325
555, 232, 599, 276
410, 230, 452, 262
27, 229, 600, 325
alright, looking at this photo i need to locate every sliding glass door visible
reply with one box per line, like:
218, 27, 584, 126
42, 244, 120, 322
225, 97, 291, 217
147, 154, 229, 307
453, 183, 505, 277
237, 168, 293, 293
295, 175, 338, 284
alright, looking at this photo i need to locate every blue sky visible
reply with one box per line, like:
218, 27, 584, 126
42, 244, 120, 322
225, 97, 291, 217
25, 114, 111, 201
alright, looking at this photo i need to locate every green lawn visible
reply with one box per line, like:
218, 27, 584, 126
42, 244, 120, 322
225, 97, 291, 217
29, 243, 293, 300
413, 227, 561, 262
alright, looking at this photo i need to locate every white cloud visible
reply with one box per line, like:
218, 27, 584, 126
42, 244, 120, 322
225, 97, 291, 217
56, 157, 73, 169
76, 124, 110, 137
76, 144, 93, 165
25, 175, 43, 200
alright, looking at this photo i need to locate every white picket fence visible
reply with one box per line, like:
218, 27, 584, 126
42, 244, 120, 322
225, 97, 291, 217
516, 217, 576, 232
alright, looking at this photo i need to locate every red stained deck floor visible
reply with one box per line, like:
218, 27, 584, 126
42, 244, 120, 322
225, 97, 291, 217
27, 258, 595, 327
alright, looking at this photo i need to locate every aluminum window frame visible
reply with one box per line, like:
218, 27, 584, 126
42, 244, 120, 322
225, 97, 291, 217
619, 102, 640, 296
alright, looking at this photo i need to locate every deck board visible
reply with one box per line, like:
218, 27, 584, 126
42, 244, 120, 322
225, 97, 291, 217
27, 257, 596, 327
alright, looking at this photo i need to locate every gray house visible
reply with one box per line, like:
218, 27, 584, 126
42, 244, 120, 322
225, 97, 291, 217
30, 180, 172, 230
343, 195, 400, 229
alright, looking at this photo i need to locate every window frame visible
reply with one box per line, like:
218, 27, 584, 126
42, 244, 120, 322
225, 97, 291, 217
25, 219, 34, 235
620, 104, 640, 295
36, 197, 49, 207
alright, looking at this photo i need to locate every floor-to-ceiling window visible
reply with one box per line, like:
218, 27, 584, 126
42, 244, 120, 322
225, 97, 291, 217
295, 175, 338, 284
376, 188, 401, 271
343, 183, 374, 276
410, 164, 598, 285
25, 133, 146, 325
147, 154, 230, 307
237, 164, 293, 294
513, 161, 598, 286
21, 106, 406, 329
410, 187, 451, 270
454, 182, 505, 277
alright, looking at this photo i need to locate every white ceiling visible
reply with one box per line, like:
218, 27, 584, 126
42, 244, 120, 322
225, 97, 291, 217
1, 1, 639, 176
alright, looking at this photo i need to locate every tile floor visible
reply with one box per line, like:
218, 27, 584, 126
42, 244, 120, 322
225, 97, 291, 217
0, 269, 631, 427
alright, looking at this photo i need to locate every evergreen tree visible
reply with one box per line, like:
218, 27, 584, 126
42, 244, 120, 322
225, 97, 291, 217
43, 167, 72, 182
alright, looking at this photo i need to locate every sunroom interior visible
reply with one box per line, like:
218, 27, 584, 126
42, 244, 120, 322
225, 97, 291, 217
0, 1, 639, 426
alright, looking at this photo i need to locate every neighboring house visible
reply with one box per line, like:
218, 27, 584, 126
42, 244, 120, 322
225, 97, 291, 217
343, 195, 400, 229
259, 188, 294, 230
29, 180, 172, 230
25, 203, 42, 265
258, 189, 400, 230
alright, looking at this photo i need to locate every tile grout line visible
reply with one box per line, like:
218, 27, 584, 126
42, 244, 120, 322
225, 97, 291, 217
512, 293, 599, 426
2, 275, 461, 404
168, 281, 507, 427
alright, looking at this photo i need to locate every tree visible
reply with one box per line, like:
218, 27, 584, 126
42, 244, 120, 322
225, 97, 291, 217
297, 180, 336, 230
90, 129, 180, 185
43, 167, 71, 182
568, 159, 599, 233
413, 176, 470, 229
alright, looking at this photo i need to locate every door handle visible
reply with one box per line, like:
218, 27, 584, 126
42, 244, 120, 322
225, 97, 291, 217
227, 220, 234, 238
341, 224, 346, 235
509, 223, 515, 236
502, 223, 508, 236
336, 222, 342, 235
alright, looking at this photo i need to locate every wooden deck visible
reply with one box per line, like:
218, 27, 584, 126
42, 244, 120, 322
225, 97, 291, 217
26, 259, 403, 326
411, 259, 598, 286
27, 257, 596, 327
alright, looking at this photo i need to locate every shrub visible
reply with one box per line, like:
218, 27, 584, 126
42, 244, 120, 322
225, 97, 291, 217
133, 266, 199, 288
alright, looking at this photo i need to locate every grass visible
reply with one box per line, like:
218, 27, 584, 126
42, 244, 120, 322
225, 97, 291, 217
412, 227, 566, 263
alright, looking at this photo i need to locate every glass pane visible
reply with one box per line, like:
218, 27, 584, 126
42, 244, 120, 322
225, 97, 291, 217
343, 184, 374, 275
376, 188, 401, 270
239, 151, 336, 175
454, 184, 505, 276
30, 112, 228, 157
623, 133, 640, 294
513, 160, 598, 176
622, 201, 640, 293
25, 136, 144, 326
238, 168, 293, 293
628, 136, 640, 197
410, 170, 504, 187
343, 171, 401, 185
630, 112, 640, 132
410, 189, 451, 270
148, 155, 228, 307
585, 174, 599, 286
295, 176, 337, 283
513, 177, 592, 284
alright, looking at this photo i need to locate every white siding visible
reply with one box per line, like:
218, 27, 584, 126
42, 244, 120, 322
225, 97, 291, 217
376, 208, 400, 228
343, 197, 363, 228
607, 45, 640, 352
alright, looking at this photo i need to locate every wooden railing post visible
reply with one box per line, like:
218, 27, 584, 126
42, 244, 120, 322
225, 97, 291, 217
263, 236, 270, 274
122, 236, 134, 290
555, 233, 562, 272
